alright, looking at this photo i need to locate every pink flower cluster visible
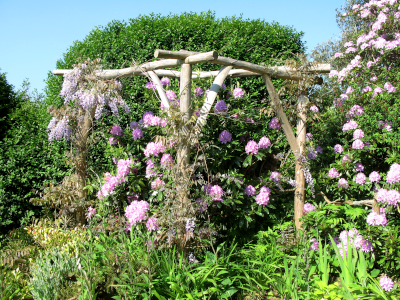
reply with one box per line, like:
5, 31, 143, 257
125, 200, 150, 229
387, 162, 400, 184
270, 171, 280, 182
255, 186, 271, 206
166, 90, 177, 101
334, 144, 344, 154
367, 211, 387, 226
233, 88, 245, 99
141, 111, 167, 128
309, 238, 319, 250
86, 207, 96, 220
145, 82, 156, 90
328, 168, 340, 178
245, 140, 259, 155
338, 178, 349, 189
160, 153, 173, 168
258, 136, 271, 149
369, 171, 381, 182
376, 188, 400, 206
244, 185, 256, 196
303, 203, 316, 213
110, 124, 124, 136
144, 142, 166, 157
268, 117, 281, 130
310, 105, 319, 112
146, 160, 157, 178
219, 130, 232, 144
353, 129, 364, 139
352, 139, 364, 150
208, 185, 223, 201
214, 100, 227, 113
146, 216, 160, 231
337, 229, 373, 257
342, 120, 358, 131
355, 173, 367, 185
151, 178, 165, 190
380, 276, 394, 292
160, 77, 170, 86
132, 128, 143, 140
355, 163, 364, 172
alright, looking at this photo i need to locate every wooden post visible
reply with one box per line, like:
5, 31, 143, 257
294, 94, 308, 231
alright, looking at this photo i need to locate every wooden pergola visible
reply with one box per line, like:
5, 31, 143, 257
54, 49, 331, 230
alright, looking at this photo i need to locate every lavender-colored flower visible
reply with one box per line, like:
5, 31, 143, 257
221, 83, 226, 90
309, 238, 319, 250
160, 77, 170, 86
355, 163, 364, 172
125, 200, 150, 229
352, 139, 364, 150
334, 144, 344, 154
204, 184, 213, 195
342, 120, 358, 131
355, 173, 367, 185
108, 137, 118, 145
186, 218, 195, 235
377, 189, 388, 203
145, 82, 156, 90
338, 178, 349, 189
369, 171, 381, 183
196, 198, 208, 213
245, 140, 259, 155
188, 252, 196, 265
214, 100, 227, 113
385, 190, 400, 206
210, 185, 223, 201
353, 129, 364, 139
258, 136, 271, 149
233, 88, 245, 99
146, 217, 160, 231
130, 121, 139, 130
303, 203, 316, 213
384, 82, 396, 93
387, 163, 400, 184
380, 276, 394, 292
132, 128, 143, 140
110, 124, 124, 136
310, 105, 319, 112
48, 116, 73, 142
270, 171, 280, 182
255, 186, 271, 206
342, 156, 352, 163
269, 117, 281, 130
361, 239, 373, 253
244, 185, 256, 196
316, 146, 323, 154
219, 130, 232, 144
194, 87, 204, 96
145, 160, 157, 178
166, 90, 177, 101
307, 148, 318, 160
160, 153, 173, 168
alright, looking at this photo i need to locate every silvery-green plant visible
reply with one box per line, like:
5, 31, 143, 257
28, 247, 79, 300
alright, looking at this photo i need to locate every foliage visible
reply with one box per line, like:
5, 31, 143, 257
0, 70, 17, 141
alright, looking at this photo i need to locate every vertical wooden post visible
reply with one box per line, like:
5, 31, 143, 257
294, 94, 308, 231
373, 192, 380, 214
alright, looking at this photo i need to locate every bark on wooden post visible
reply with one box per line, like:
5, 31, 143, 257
294, 94, 308, 231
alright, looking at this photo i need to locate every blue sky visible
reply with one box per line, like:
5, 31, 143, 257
0, 0, 346, 93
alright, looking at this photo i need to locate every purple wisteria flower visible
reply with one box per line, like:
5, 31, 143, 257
214, 100, 227, 113
338, 178, 349, 189
355, 163, 364, 172
196, 198, 208, 213
328, 168, 340, 178
353, 129, 364, 139
132, 128, 143, 140
160, 77, 170, 86
219, 130, 232, 144
380, 276, 394, 292
194, 87, 204, 96
303, 203, 316, 213
369, 171, 381, 183
307, 148, 318, 160
255, 186, 271, 206
245, 140, 259, 155
268, 117, 281, 130
233, 88, 245, 99
258, 136, 271, 149
146, 217, 160, 231
355, 173, 367, 185
310, 105, 319, 113
244, 185, 256, 196
352, 139, 364, 150
316, 146, 323, 154
48, 117, 73, 142
334, 144, 344, 154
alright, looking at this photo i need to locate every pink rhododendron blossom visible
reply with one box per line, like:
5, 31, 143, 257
353, 129, 364, 139
369, 171, 381, 183
132, 128, 143, 140
309, 238, 319, 250
344, 41, 354, 47
370, 76, 377, 81
352, 139, 364, 150
209, 185, 223, 201
145, 82, 156, 90
377, 189, 388, 203
363, 86, 372, 93
255, 186, 271, 206
343, 120, 358, 131
130, 121, 139, 130
385, 189, 400, 206
108, 137, 118, 145
151, 178, 165, 190
146, 217, 160, 231
214, 100, 227, 113
334, 144, 344, 154
341, 94, 349, 101
387, 163, 400, 184
346, 86, 354, 94
270, 171, 280, 182
306, 133, 313, 140
244, 185, 256, 196
233, 88, 245, 99
355, 173, 367, 185
145, 160, 157, 178
310, 105, 319, 112
144, 142, 166, 157
110, 124, 124, 136
125, 200, 150, 229
303, 203, 316, 213
87, 207, 96, 220
380, 276, 394, 292
245, 140, 259, 155
328, 168, 340, 178
345, 47, 357, 53
258, 136, 271, 149
160, 77, 170, 86
338, 178, 349, 189
160, 153, 173, 168
342, 156, 352, 163
355, 163, 364, 172
269, 117, 281, 130
166, 90, 177, 101
219, 130, 232, 144
367, 211, 387, 226
334, 53, 343, 58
